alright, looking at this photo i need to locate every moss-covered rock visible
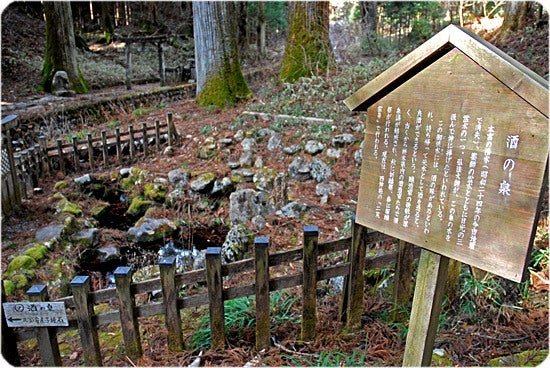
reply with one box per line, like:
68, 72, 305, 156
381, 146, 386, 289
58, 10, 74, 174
10, 274, 29, 291
55, 196, 83, 217
24, 244, 49, 262
3, 280, 15, 296
54, 180, 69, 190
487, 350, 548, 366
126, 196, 153, 218
92, 201, 111, 219
6, 255, 38, 276
144, 183, 166, 202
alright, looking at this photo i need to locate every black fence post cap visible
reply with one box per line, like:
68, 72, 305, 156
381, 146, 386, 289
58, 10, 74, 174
26, 284, 47, 296
254, 237, 270, 247
70, 275, 90, 286
159, 256, 176, 267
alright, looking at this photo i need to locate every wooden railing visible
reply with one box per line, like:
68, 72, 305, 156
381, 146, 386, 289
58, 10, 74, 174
1, 112, 179, 215
1, 224, 420, 366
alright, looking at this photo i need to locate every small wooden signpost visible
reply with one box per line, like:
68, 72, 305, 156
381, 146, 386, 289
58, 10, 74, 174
345, 24, 548, 366
3, 301, 68, 328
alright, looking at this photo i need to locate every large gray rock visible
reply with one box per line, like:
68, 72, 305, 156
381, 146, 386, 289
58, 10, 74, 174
288, 156, 311, 181
310, 158, 333, 182
304, 140, 324, 155
35, 225, 64, 243
239, 150, 255, 167
276, 201, 309, 218
267, 132, 283, 151
331, 134, 356, 147
229, 189, 275, 225
168, 168, 189, 188
189, 172, 216, 193
127, 217, 178, 244
211, 177, 234, 196
221, 224, 251, 263
253, 168, 278, 192
316, 181, 343, 203
72, 228, 101, 248
241, 137, 257, 152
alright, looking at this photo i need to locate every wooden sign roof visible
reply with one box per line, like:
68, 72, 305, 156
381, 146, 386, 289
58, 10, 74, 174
345, 24, 548, 282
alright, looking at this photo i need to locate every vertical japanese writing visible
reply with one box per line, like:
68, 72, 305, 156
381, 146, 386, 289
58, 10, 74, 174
470, 122, 492, 250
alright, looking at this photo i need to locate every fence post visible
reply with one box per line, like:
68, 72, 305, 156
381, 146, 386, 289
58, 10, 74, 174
101, 130, 108, 166
114, 266, 142, 360
141, 123, 148, 157
56, 138, 66, 174
125, 42, 132, 90
38, 136, 50, 176
301, 225, 318, 342
27, 285, 62, 366
254, 237, 270, 350
206, 247, 225, 350
1, 289, 20, 366
34, 144, 43, 177
27, 147, 38, 188
20, 152, 30, 197
167, 112, 176, 146
159, 256, 183, 351
115, 127, 122, 164
344, 220, 368, 332
72, 136, 81, 172
128, 124, 135, 161
154, 120, 161, 153
391, 240, 415, 323
87, 133, 95, 172
2, 115, 21, 209
70, 275, 102, 366
14, 155, 26, 200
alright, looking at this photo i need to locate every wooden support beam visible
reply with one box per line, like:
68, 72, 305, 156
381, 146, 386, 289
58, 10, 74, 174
402, 249, 449, 367
344, 220, 368, 332
27, 285, 62, 366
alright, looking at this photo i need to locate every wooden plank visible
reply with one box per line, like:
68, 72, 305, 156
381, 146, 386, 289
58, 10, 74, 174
403, 249, 450, 366
87, 133, 94, 172
344, 26, 453, 111
254, 237, 270, 350
101, 130, 108, 166
114, 267, 142, 360
301, 226, 318, 341
448, 25, 548, 117
355, 48, 548, 282
206, 247, 225, 350
56, 139, 65, 174
159, 257, 183, 351
70, 276, 103, 366
26, 285, 62, 366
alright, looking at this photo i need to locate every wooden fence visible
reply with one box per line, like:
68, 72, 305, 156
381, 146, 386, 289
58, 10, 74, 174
1, 112, 179, 215
1, 224, 419, 366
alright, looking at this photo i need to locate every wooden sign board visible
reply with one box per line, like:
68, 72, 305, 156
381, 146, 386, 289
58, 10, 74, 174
3, 302, 69, 327
346, 25, 548, 282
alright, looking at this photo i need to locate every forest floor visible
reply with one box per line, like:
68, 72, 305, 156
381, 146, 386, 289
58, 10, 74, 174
1, 5, 549, 367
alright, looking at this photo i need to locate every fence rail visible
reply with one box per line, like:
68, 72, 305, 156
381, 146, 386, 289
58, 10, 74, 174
2, 224, 420, 366
1, 113, 179, 215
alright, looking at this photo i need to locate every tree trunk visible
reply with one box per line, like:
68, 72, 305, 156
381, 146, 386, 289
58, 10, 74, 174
193, 1, 251, 108
492, 1, 531, 42
279, 1, 335, 82
101, 2, 114, 44
41, 1, 88, 94
361, 1, 378, 33
257, 1, 267, 56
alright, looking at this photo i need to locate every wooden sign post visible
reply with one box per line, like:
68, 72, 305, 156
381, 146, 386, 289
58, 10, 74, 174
345, 24, 548, 366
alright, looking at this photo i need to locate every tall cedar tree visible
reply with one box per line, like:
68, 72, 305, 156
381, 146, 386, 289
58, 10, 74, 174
41, 1, 88, 93
193, 1, 251, 108
280, 1, 335, 83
